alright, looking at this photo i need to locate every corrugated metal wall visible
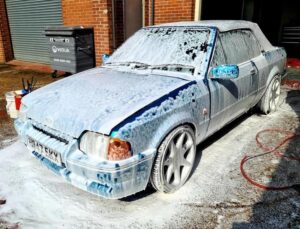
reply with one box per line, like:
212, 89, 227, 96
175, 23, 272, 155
5, 0, 63, 64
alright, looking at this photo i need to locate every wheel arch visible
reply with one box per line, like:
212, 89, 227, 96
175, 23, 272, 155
266, 65, 281, 88
147, 112, 198, 153
258, 67, 281, 114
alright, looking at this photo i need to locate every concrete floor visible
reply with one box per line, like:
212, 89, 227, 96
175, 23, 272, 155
0, 64, 299, 228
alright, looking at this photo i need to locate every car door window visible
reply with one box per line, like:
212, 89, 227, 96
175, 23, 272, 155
241, 30, 261, 59
219, 30, 250, 64
210, 30, 261, 68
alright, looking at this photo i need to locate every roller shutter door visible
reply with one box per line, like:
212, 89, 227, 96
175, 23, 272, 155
5, 0, 63, 63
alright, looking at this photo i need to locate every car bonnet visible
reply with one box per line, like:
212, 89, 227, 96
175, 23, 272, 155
22, 67, 191, 138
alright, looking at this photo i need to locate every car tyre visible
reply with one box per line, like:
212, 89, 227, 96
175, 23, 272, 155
150, 125, 196, 193
258, 75, 281, 114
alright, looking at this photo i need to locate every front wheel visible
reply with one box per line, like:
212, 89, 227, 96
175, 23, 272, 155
258, 75, 281, 114
150, 125, 196, 193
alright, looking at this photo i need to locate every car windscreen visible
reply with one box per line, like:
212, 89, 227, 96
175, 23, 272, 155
106, 27, 211, 76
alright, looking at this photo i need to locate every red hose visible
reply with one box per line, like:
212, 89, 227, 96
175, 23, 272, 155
240, 128, 300, 191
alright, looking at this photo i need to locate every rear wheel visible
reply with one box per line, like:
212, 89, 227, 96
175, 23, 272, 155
258, 75, 281, 114
150, 125, 196, 193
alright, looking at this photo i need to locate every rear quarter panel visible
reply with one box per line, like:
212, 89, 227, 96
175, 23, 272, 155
263, 47, 287, 88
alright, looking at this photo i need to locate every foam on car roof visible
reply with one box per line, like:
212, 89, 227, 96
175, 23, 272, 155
149, 20, 274, 52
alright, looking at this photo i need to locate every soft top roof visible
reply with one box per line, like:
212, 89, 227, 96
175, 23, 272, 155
148, 20, 274, 51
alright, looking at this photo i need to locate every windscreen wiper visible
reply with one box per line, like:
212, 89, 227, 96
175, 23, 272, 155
105, 61, 150, 69
150, 64, 195, 73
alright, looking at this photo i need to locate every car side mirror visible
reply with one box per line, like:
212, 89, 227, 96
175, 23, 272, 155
210, 65, 239, 79
102, 54, 110, 64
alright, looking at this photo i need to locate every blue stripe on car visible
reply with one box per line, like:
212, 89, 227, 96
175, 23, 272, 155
110, 80, 197, 134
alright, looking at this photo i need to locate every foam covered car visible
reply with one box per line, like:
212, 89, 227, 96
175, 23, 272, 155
15, 20, 287, 199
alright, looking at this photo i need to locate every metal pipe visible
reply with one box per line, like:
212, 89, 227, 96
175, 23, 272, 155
151, 0, 154, 25
123, 0, 126, 41
142, 0, 145, 27
194, 0, 202, 21
112, 0, 116, 50
148, 0, 154, 25
148, 0, 152, 25
241, 0, 245, 19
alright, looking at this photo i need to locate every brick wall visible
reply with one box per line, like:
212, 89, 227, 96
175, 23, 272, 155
62, 0, 113, 65
154, 0, 194, 24
0, 0, 13, 63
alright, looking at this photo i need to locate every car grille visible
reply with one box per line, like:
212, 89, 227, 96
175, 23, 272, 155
32, 125, 69, 145
25, 119, 75, 159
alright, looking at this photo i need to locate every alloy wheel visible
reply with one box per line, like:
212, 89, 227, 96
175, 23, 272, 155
269, 78, 280, 111
162, 130, 196, 190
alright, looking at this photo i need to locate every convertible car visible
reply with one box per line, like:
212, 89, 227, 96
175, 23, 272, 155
15, 21, 287, 199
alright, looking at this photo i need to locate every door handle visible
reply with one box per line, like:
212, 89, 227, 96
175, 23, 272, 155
250, 69, 257, 75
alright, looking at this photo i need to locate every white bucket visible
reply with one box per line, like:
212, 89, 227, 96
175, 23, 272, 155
5, 91, 19, 119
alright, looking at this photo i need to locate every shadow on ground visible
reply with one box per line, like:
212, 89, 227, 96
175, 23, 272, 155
233, 89, 300, 228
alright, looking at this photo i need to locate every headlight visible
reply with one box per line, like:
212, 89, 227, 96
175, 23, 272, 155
79, 131, 131, 161
80, 132, 110, 159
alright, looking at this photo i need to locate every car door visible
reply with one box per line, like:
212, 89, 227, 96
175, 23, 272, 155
244, 31, 270, 105
205, 30, 260, 136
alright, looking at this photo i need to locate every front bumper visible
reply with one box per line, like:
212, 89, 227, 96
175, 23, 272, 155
15, 119, 155, 199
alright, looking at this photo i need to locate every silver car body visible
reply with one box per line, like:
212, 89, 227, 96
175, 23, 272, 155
15, 20, 287, 199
